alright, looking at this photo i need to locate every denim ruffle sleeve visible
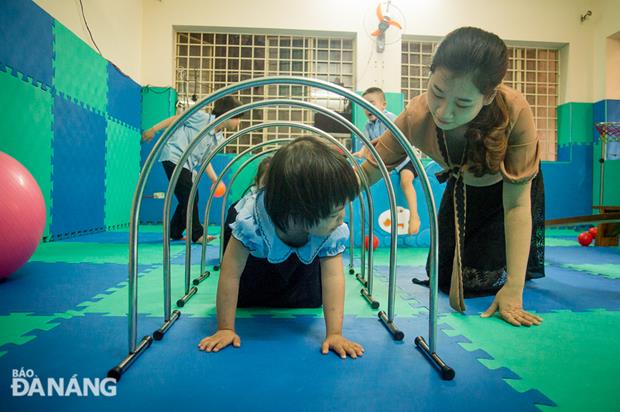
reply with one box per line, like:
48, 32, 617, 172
317, 224, 350, 258
229, 192, 266, 257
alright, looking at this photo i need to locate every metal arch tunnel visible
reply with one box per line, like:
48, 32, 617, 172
108, 76, 454, 382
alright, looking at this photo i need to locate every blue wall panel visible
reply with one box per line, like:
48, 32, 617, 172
542, 144, 592, 220
51, 96, 106, 236
0, 0, 53, 87
107, 63, 141, 129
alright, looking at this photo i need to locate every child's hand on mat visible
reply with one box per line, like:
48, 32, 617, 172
198, 329, 241, 352
481, 283, 543, 326
321, 335, 364, 359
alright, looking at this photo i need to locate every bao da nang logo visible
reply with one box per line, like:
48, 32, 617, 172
11, 368, 117, 397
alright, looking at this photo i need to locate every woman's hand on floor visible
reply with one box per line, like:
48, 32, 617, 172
481, 283, 543, 326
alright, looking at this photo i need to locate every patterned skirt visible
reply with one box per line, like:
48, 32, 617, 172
426, 167, 545, 297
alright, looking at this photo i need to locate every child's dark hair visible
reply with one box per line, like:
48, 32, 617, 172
212, 96, 243, 119
431, 27, 510, 177
255, 156, 272, 187
362, 87, 385, 99
265, 136, 359, 232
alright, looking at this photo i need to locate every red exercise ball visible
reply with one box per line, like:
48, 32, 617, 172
0, 152, 46, 279
364, 235, 379, 250
577, 231, 593, 247
588, 227, 598, 239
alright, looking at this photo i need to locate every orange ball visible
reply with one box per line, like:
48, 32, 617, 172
214, 182, 226, 198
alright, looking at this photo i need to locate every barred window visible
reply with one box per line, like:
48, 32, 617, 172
175, 31, 355, 153
401, 39, 560, 160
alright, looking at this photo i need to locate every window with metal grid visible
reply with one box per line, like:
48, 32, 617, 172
175, 32, 355, 153
401, 39, 560, 161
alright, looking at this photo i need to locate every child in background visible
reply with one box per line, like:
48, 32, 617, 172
142, 96, 243, 243
199, 136, 364, 359
355, 87, 421, 235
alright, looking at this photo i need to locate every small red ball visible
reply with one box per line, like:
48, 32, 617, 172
577, 231, 593, 247
588, 227, 598, 238
364, 235, 379, 250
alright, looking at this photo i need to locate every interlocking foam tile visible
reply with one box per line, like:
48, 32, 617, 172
352, 247, 430, 267
0, 0, 54, 88
545, 228, 583, 238
51, 95, 106, 237
561, 263, 620, 279
0, 313, 61, 358
0, 261, 146, 316
104, 119, 141, 227
440, 310, 620, 411
0, 315, 550, 411
0, 68, 54, 237
53, 21, 108, 113
545, 245, 620, 266
544, 237, 580, 247
107, 63, 141, 129
76, 263, 425, 319
29, 241, 186, 266
404, 264, 620, 316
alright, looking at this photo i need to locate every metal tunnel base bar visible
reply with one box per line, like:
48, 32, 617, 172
153, 309, 181, 341
378, 310, 404, 341
415, 336, 455, 381
107, 335, 153, 382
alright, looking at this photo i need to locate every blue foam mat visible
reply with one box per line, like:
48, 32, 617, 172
0, 262, 152, 316
0, 315, 550, 411
545, 245, 620, 266
399, 263, 620, 315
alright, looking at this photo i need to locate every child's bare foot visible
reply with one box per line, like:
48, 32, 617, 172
193, 235, 217, 244
408, 216, 420, 235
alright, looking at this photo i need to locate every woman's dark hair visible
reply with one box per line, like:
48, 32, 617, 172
431, 27, 510, 176
265, 136, 359, 231
212, 96, 243, 119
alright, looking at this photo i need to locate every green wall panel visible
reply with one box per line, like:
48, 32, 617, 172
0, 69, 53, 237
104, 119, 140, 227
53, 22, 108, 113
141, 87, 177, 130
556, 102, 593, 147
592, 141, 620, 207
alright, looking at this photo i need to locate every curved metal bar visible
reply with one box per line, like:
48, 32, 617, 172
117, 76, 439, 383
186, 121, 374, 284
215, 148, 280, 266
164, 100, 396, 332
188, 139, 291, 285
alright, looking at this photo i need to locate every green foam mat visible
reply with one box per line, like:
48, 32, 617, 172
364, 247, 429, 267
76, 264, 425, 318
545, 238, 580, 247
0, 68, 53, 237
0, 313, 62, 358
441, 310, 620, 411
545, 228, 583, 237
105, 118, 141, 227
561, 263, 620, 279
28, 241, 186, 265
53, 22, 108, 113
